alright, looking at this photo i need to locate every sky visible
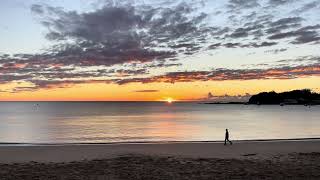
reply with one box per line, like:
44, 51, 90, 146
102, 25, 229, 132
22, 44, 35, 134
0, 0, 320, 101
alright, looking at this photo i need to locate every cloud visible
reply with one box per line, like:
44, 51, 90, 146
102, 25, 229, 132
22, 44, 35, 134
209, 15, 318, 49
30, 1, 210, 67
250, 41, 278, 47
1, 1, 211, 90
246, 56, 320, 68
1, 0, 320, 92
268, 0, 296, 6
116, 69, 148, 76
30, 4, 44, 14
115, 63, 320, 85
142, 62, 182, 68
291, 1, 319, 14
202, 92, 251, 102
265, 17, 303, 34
208, 43, 222, 50
268, 25, 320, 44
208, 41, 277, 49
2, 54, 320, 92
228, 0, 260, 10
27, 0, 318, 69
133, 90, 159, 92
0, 90, 8, 93
264, 48, 287, 54
28, 1, 320, 53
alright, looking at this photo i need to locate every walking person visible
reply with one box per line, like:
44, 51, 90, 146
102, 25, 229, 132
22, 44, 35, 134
224, 129, 232, 145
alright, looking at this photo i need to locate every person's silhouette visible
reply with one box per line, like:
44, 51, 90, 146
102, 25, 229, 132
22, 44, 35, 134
224, 129, 232, 145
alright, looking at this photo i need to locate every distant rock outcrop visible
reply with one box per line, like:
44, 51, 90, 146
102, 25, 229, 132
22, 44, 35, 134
248, 89, 320, 105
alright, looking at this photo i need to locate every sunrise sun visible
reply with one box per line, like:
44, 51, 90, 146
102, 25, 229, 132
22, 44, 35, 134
166, 98, 173, 103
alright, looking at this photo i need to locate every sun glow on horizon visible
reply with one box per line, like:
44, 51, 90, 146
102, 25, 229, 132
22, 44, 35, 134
166, 98, 174, 103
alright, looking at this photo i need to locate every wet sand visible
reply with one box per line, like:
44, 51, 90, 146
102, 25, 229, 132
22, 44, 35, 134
0, 140, 319, 179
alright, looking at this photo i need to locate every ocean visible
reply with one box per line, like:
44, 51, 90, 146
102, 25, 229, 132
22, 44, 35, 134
0, 102, 319, 143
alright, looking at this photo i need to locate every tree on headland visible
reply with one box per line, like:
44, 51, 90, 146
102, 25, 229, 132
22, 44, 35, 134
248, 89, 320, 105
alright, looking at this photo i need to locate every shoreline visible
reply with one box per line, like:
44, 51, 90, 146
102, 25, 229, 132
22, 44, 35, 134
1, 137, 320, 146
0, 139, 319, 163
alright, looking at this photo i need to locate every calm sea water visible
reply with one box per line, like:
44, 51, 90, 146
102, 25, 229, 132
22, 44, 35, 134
0, 102, 319, 143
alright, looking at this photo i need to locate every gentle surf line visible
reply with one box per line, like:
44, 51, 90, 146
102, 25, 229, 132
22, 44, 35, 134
1, 137, 320, 146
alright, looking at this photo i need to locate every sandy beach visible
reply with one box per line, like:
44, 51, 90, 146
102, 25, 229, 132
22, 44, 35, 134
0, 139, 319, 163
0, 139, 319, 179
